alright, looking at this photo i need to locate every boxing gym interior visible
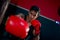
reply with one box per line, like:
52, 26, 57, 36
0, 0, 60, 40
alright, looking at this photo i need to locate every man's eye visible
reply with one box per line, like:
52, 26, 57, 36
30, 13, 36, 16
34, 15, 36, 16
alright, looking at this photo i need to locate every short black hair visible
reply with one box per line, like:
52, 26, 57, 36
30, 6, 40, 12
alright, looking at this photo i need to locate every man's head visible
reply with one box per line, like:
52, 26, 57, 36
29, 6, 40, 20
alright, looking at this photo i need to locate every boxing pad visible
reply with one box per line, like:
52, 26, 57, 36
5, 15, 29, 39
31, 20, 41, 35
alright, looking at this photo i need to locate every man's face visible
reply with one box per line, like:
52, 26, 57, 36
29, 10, 38, 20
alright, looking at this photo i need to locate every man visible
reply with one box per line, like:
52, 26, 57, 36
9, 6, 41, 40
2, 6, 41, 40
25, 6, 41, 40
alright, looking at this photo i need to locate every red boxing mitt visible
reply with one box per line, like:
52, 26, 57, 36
5, 15, 29, 39
31, 20, 41, 35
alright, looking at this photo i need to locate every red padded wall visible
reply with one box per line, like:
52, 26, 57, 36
10, 0, 60, 21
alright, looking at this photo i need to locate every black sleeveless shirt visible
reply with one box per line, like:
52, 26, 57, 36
25, 15, 35, 40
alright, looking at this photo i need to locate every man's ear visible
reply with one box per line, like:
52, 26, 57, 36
36, 12, 39, 18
